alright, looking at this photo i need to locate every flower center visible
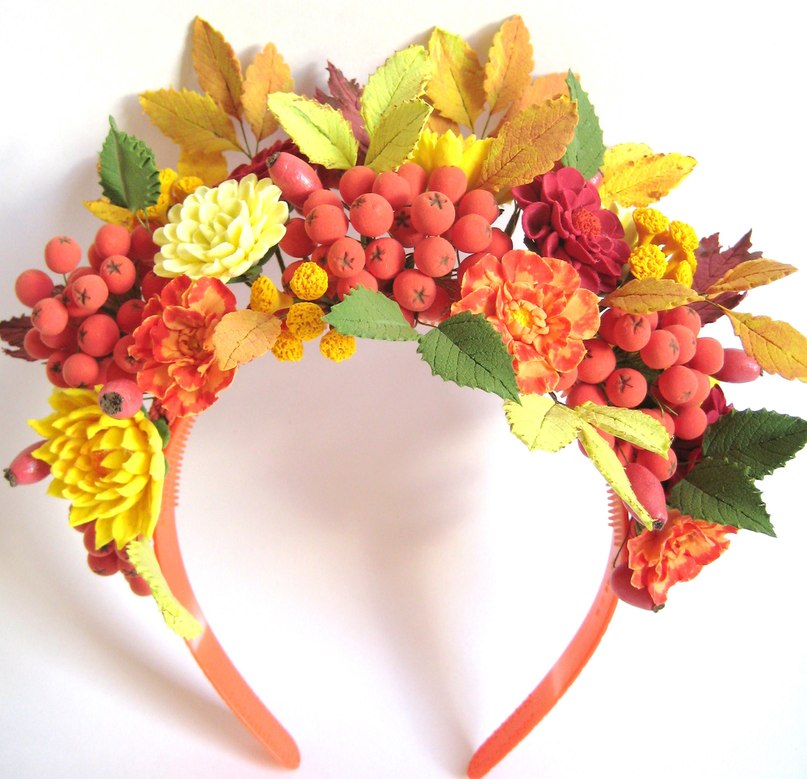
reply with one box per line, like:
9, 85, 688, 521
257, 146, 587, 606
571, 207, 602, 239
505, 301, 548, 343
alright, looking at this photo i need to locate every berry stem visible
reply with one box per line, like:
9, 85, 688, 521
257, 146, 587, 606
237, 118, 254, 158
273, 245, 286, 274
504, 205, 521, 238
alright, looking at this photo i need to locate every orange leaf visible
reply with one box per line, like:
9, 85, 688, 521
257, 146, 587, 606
426, 28, 486, 129
723, 310, 807, 380
139, 89, 242, 155
602, 279, 704, 313
476, 98, 577, 195
598, 151, 696, 208
705, 259, 797, 295
427, 113, 461, 136
212, 310, 282, 370
177, 147, 228, 187
483, 15, 533, 117
492, 73, 571, 136
192, 18, 243, 118
243, 42, 294, 142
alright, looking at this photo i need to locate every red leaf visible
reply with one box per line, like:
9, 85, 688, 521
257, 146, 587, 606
314, 62, 369, 155
0, 314, 36, 361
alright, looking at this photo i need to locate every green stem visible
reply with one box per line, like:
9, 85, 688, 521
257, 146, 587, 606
273, 245, 286, 274
504, 205, 521, 238
480, 110, 493, 139
237, 118, 254, 158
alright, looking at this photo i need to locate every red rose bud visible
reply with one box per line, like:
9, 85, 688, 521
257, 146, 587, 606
98, 378, 143, 419
267, 151, 323, 208
4, 441, 50, 487
625, 461, 668, 529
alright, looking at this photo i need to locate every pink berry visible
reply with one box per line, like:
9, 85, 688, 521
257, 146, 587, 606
665, 324, 697, 364
268, 152, 323, 208
62, 352, 100, 388
99, 255, 136, 295
577, 338, 616, 384
23, 329, 53, 360
565, 382, 607, 407
4, 442, 49, 487
364, 238, 405, 280
657, 365, 698, 406
674, 405, 708, 440
44, 236, 82, 273
610, 563, 660, 611
639, 329, 680, 370
612, 314, 652, 352
604, 368, 647, 408
31, 297, 68, 336
78, 314, 120, 357
713, 349, 762, 383
94, 224, 131, 260
15, 269, 54, 307
98, 378, 143, 419
392, 269, 437, 312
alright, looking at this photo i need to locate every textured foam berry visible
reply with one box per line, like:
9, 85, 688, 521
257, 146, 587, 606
364, 238, 405, 280
280, 217, 317, 258
349, 193, 394, 237
410, 191, 455, 236
304, 204, 348, 244
15, 269, 54, 307
413, 236, 457, 277
31, 297, 68, 336
457, 189, 499, 223
427, 166, 467, 204
392, 269, 437, 312
62, 352, 100, 388
336, 270, 379, 300
99, 255, 136, 295
338, 166, 376, 204
396, 163, 428, 197
577, 338, 616, 384
372, 171, 411, 210
78, 314, 120, 357
44, 236, 82, 274
327, 237, 366, 278
94, 224, 131, 260
450, 214, 493, 253
604, 368, 647, 408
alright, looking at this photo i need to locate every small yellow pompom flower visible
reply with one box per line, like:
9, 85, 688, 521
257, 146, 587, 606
320, 329, 356, 362
272, 330, 304, 361
290, 262, 329, 301
667, 221, 699, 252
628, 245, 667, 280
251, 276, 281, 313
410, 129, 493, 188
665, 260, 694, 286
286, 302, 325, 341
633, 208, 670, 243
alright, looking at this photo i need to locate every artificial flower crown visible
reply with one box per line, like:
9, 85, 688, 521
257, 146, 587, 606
4, 15, 807, 777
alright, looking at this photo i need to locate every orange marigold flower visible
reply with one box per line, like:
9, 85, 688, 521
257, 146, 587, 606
451, 249, 600, 394
131, 276, 237, 418
627, 509, 737, 606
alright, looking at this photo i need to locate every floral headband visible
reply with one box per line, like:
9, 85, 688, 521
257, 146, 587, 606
3, 14, 806, 777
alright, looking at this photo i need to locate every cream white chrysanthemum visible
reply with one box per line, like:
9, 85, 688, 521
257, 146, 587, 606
153, 173, 288, 282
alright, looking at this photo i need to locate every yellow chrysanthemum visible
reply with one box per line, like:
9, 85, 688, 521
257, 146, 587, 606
320, 330, 356, 362
290, 262, 329, 301
410, 129, 493, 188
628, 245, 667, 280
272, 330, 304, 361
286, 302, 325, 341
154, 173, 288, 282
28, 389, 166, 550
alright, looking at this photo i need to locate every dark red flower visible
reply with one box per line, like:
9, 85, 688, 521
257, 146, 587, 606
512, 167, 630, 293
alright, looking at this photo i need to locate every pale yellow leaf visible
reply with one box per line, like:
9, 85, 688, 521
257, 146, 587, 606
492, 72, 571, 136
242, 42, 294, 141
126, 540, 203, 640
361, 45, 431, 137
577, 421, 653, 529
139, 89, 242, 154
178, 146, 228, 187
426, 27, 486, 128
483, 15, 533, 116
427, 113, 461, 135
575, 402, 670, 456
212, 310, 282, 370
724, 309, 807, 380
598, 151, 696, 208
365, 99, 433, 173
267, 93, 358, 169
706, 259, 797, 295
477, 99, 578, 194
192, 17, 243, 118
602, 278, 704, 313
84, 199, 135, 227
504, 394, 581, 452
601, 142, 655, 174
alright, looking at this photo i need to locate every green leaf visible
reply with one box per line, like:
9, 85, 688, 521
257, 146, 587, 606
267, 93, 358, 169
360, 45, 431, 137
323, 287, 419, 341
365, 99, 433, 172
504, 394, 581, 452
98, 117, 161, 212
575, 402, 670, 455
560, 71, 605, 179
667, 458, 774, 536
417, 312, 520, 402
701, 408, 807, 479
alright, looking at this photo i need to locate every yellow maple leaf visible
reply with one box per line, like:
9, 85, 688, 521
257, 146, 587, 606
242, 42, 294, 142
476, 98, 578, 195
598, 151, 696, 208
602, 278, 703, 313
723, 310, 807, 380
139, 88, 243, 155
426, 27, 486, 129
705, 259, 798, 295
504, 394, 581, 452
483, 15, 533, 118
492, 72, 572, 136
178, 146, 228, 187
192, 17, 243, 118
212, 309, 283, 370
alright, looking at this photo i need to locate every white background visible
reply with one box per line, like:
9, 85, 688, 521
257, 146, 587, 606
1, 1, 805, 777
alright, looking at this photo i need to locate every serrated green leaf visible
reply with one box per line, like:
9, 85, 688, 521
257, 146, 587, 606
323, 287, 419, 341
361, 45, 431, 137
417, 312, 520, 402
575, 402, 670, 455
577, 421, 653, 529
365, 99, 432, 172
667, 458, 774, 535
98, 117, 161, 212
701, 409, 807, 479
267, 93, 358, 169
560, 72, 604, 179
504, 394, 580, 452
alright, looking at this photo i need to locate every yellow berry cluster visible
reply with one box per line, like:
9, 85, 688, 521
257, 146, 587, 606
628, 208, 699, 286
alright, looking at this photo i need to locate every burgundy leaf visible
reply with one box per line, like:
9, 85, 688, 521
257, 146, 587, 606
315, 61, 370, 154
1, 314, 36, 361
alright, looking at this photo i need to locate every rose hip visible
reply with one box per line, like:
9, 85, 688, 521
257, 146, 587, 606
713, 349, 762, 382
98, 377, 143, 419
4, 442, 49, 487
625, 461, 668, 528
267, 151, 323, 208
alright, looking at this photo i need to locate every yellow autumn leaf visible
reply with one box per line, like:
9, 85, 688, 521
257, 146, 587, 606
601, 142, 655, 173
192, 17, 243, 118
723, 309, 807, 380
598, 151, 696, 208
427, 113, 461, 136
574, 402, 670, 456
705, 259, 798, 295
426, 27, 486, 129
267, 93, 358, 169
178, 146, 228, 187
492, 72, 571, 136
212, 309, 283, 370
504, 394, 581, 452
84, 199, 135, 227
140, 89, 242, 155
577, 422, 653, 530
242, 42, 294, 141
361, 45, 431, 138
483, 15, 533, 117
365, 99, 433, 173
602, 278, 704, 313
126, 540, 203, 640
476, 98, 578, 195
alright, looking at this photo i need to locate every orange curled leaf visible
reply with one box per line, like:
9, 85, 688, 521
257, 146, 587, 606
723, 310, 807, 380
705, 259, 797, 295
192, 17, 243, 118
243, 42, 294, 141
212, 310, 282, 370
602, 279, 704, 313
484, 15, 533, 117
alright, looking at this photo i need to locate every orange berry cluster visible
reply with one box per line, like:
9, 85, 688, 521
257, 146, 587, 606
79, 521, 151, 595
